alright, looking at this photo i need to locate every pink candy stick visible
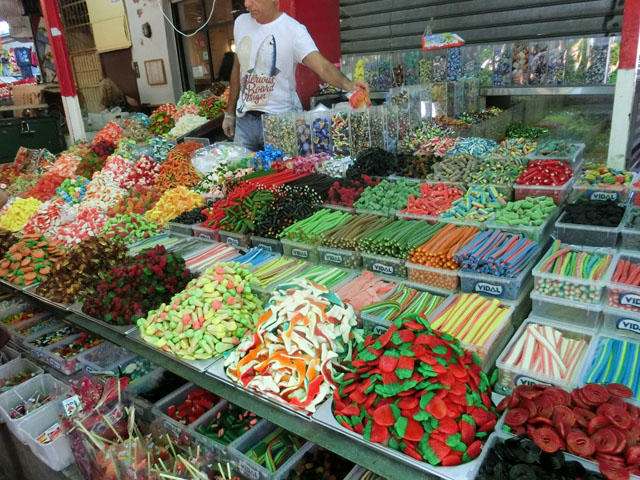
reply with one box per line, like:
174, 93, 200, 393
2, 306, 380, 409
528, 325, 567, 378
519, 327, 538, 368
504, 332, 527, 366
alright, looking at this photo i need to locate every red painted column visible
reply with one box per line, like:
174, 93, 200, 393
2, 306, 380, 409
619, 0, 640, 70
280, 0, 342, 109
607, 0, 640, 167
39, 0, 76, 97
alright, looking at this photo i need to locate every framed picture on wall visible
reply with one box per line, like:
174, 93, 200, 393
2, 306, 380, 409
144, 59, 167, 86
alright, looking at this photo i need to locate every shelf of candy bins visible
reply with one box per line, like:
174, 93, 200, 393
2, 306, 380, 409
0, 285, 506, 480
494, 316, 595, 396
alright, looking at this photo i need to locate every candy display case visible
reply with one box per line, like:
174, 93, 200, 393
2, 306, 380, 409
494, 316, 595, 395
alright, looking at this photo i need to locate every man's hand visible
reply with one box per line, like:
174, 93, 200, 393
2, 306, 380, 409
349, 79, 370, 96
303, 52, 371, 96
223, 113, 236, 138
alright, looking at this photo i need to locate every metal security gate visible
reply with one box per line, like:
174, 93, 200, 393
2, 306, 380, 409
340, 0, 624, 54
70, 51, 103, 113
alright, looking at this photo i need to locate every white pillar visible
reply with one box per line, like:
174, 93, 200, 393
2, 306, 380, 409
607, 68, 637, 169
61, 95, 86, 143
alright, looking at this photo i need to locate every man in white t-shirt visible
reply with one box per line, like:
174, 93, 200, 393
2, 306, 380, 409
222, 0, 369, 150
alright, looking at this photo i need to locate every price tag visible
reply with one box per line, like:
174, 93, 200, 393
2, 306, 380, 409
62, 395, 82, 417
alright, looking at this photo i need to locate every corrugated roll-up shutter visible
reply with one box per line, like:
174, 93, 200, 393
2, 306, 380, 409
340, 0, 624, 54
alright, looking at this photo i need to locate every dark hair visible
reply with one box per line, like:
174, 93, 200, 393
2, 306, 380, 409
218, 52, 235, 81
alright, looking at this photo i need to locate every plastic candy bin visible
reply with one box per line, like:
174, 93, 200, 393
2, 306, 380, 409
361, 252, 408, 278
281, 238, 320, 263
495, 316, 595, 395
0, 374, 71, 440
18, 401, 73, 471
530, 291, 603, 329
228, 420, 314, 480
554, 211, 620, 248
317, 246, 362, 269
406, 261, 459, 292
192, 224, 221, 242
458, 254, 537, 301
250, 236, 283, 254
532, 244, 615, 304
219, 230, 251, 249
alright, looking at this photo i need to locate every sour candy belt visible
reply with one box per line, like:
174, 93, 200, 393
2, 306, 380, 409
429, 293, 509, 351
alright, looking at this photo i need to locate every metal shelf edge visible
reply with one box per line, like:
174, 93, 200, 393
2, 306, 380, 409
0, 283, 439, 480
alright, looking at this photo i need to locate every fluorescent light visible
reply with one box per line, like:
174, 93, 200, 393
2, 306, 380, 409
0, 21, 9, 37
